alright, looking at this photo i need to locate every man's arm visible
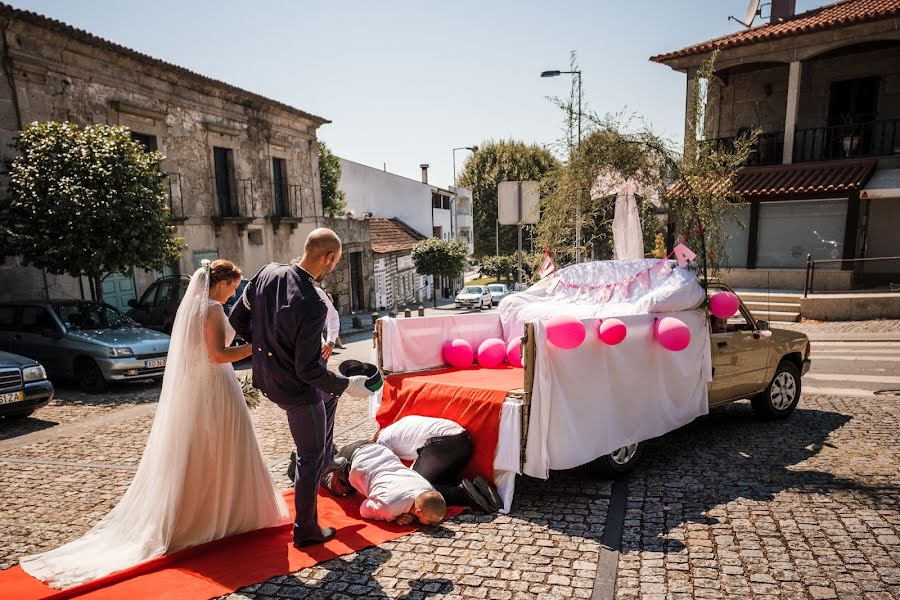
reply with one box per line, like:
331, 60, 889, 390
359, 498, 395, 522
293, 298, 350, 397
228, 268, 261, 342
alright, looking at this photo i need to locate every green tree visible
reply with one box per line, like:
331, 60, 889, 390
1, 121, 183, 302
318, 141, 346, 217
411, 237, 468, 307
457, 141, 559, 257
480, 254, 517, 284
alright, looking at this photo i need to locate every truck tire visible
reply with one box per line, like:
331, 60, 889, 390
751, 361, 801, 420
77, 357, 108, 394
591, 442, 644, 478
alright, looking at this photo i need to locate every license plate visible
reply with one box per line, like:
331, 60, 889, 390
144, 359, 166, 369
0, 391, 24, 404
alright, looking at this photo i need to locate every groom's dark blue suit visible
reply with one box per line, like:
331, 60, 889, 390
229, 262, 349, 541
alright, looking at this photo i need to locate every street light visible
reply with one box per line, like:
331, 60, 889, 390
541, 68, 582, 263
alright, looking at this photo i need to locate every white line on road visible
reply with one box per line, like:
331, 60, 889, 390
805, 373, 900, 384
804, 387, 876, 397
814, 348, 900, 354
813, 342, 900, 348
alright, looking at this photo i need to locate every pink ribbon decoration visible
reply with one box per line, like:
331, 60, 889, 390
673, 243, 697, 268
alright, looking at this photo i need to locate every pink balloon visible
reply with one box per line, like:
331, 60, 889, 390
655, 317, 691, 352
598, 318, 627, 346
709, 291, 740, 320
443, 339, 474, 368
507, 337, 524, 368
546, 315, 586, 350
477, 338, 507, 368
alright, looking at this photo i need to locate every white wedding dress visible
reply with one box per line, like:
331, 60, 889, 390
20, 268, 289, 589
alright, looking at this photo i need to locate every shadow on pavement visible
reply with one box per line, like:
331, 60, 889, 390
239, 548, 453, 599
616, 401, 861, 554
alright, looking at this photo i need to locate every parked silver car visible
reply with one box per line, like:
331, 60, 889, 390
0, 301, 170, 393
487, 283, 511, 303
455, 286, 493, 310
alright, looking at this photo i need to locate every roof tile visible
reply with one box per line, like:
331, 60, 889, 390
369, 218, 427, 254
651, 0, 900, 63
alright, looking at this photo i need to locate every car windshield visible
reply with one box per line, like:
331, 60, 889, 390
487, 285, 505, 292
460, 287, 483, 294
53, 303, 135, 331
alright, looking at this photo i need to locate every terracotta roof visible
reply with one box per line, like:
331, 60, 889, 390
651, 0, 900, 63
369, 218, 427, 254
0, 3, 329, 125
669, 159, 877, 200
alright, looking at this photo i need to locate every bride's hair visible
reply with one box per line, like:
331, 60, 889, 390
208, 259, 242, 287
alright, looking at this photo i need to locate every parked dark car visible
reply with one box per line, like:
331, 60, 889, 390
0, 300, 170, 393
0, 350, 54, 419
127, 275, 192, 333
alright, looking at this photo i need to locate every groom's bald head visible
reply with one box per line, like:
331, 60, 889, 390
298, 228, 343, 281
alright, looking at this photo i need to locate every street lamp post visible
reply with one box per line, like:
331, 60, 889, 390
541, 68, 582, 263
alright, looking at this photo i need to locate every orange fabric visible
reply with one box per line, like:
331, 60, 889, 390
2, 490, 462, 600
376, 366, 522, 482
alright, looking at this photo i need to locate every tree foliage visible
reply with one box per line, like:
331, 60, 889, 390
457, 141, 559, 257
479, 254, 517, 284
667, 52, 760, 275
1, 121, 183, 301
318, 141, 346, 217
412, 238, 467, 306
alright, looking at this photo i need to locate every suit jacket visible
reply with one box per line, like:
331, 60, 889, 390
229, 263, 349, 406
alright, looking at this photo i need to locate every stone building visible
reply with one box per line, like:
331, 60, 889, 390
0, 4, 351, 310
369, 218, 428, 310
321, 216, 373, 314
653, 0, 900, 292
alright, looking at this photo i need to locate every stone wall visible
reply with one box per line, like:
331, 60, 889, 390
0, 11, 326, 303
322, 217, 373, 315
707, 46, 900, 139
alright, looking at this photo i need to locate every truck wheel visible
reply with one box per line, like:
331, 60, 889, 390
751, 361, 801, 420
592, 442, 643, 478
76, 357, 108, 394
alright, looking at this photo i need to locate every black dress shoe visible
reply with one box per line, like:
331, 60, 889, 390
473, 476, 504, 512
293, 526, 336, 548
460, 479, 494, 514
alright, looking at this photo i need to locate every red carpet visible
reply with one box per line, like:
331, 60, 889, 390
376, 366, 521, 483
2, 490, 462, 600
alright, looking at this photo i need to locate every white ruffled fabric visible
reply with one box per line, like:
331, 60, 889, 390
20, 268, 289, 589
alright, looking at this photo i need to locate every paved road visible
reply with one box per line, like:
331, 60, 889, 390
0, 325, 897, 599
803, 340, 900, 398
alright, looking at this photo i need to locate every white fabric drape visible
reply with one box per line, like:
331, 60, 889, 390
21, 268, 289, 589
613, 181, 645, 260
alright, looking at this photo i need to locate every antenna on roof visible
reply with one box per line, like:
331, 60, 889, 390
728, 0, 762, 28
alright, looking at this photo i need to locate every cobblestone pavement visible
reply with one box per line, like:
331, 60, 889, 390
1, 328, 898, 598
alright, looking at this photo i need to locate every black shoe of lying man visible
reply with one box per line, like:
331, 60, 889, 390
460, 479, 495, 514
473, 475, 503, 512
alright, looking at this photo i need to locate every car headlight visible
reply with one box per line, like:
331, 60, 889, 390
108, 347, 134, 358
22, 365, 47, 383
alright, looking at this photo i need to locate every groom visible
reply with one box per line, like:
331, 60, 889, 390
230, 228, 372, 547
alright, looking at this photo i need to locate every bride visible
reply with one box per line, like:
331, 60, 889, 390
20, 260, 289, 589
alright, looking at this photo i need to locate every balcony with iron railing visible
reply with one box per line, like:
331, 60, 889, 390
268, 183, 306, 232
702, 118, 900, 166
210, 177, 256, 235
793, 119, 900, 163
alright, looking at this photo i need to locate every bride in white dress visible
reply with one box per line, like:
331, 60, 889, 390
20, 260, 289, 589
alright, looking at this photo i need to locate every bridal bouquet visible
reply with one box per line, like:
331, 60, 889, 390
238, 374, 263, 409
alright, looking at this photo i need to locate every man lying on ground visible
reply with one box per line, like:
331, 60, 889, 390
326, 439, 446, 526
373, 415, 503, 513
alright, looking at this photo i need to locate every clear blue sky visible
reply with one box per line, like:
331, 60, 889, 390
11, 0, 822, 188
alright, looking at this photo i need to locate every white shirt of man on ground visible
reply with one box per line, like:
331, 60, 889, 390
348, 443, 446, 525
375, 415, 465, 460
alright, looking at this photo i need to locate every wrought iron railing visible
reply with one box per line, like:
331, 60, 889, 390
701, 131, 784, 166
211, 177, 254, 218
804, 255, 900, 295
794, 119, 900, 163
